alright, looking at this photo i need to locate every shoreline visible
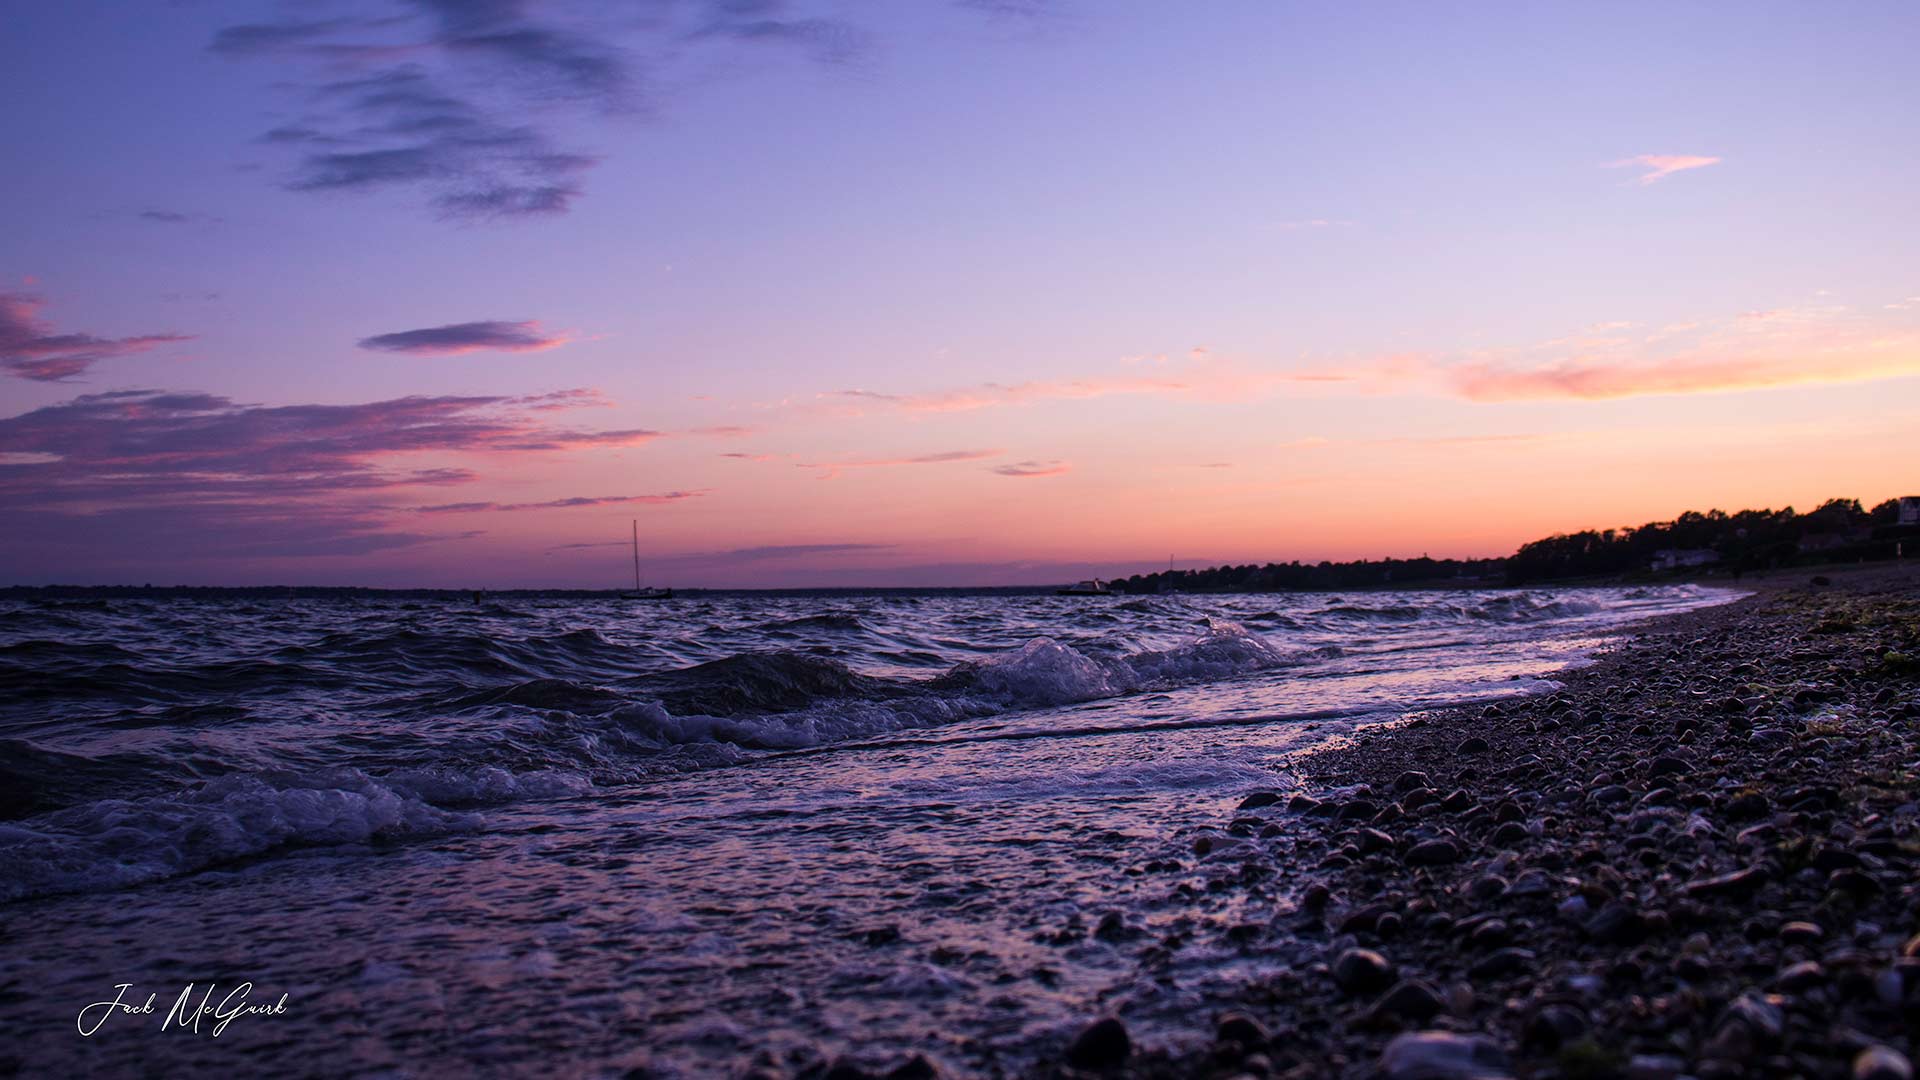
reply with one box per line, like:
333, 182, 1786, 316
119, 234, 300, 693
1053, 561, 1920, 1079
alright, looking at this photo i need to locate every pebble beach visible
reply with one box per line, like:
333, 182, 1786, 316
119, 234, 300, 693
1066, 563, 1920, 1080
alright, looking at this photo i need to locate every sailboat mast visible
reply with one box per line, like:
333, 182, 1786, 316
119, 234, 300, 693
631, 520, 641, 590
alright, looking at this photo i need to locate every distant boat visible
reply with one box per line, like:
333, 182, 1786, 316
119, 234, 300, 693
622, 520, 673, 600
1056, 578, 1113, 596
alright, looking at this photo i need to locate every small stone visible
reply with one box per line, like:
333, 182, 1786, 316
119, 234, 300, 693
1468, 947, 1535, 980
1215, 1012, 1268, 1048
1395, 770, 1434, 792
1583, 902, 1646, 945
1829, 868, 1882, 897
1725, 791, 1770, 819
1467, 919, 1511, 949
1648, 755, 1690, 778
1380, 1031, 1512, 1079
1685, 866, 1768, 899
1353, 827, 1395, 853
1337, 799, 1380, 821
1066, 1017, 1132, 1069
1588, 784, 1632, 806
1523, 1003, 1589, 1052
1779, 921, 1822, 945
1333, 947, 1396, 993
1238, 791, 1284, 810
1456, 737, 1490, 754
1772, 960, 1825, 992
1715, 991, 1784, 1044
1464, 874, 1508, 901
1378, 979, 1445, 1021
1406, 839, 1462, 866
1490, 822, 1528, 846
1340, 903, 1394, 934
1507, 868, 1552, 896
1855, 1046, 1913, 1080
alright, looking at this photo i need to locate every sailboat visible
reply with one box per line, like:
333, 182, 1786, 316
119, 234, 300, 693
622, 520, 673, 599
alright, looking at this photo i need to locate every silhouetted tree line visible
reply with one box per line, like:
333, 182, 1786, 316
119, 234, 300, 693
1119, 556, 1507, 594
1117, 498, 1914, 593
1503, 498, 1908, 583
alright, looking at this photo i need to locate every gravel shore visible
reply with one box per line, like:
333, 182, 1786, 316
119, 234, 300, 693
1051, 563, 1920, 1080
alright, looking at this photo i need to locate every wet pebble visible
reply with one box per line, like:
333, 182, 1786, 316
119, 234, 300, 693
1377, 978, 1445, 1021
1333, 947, 1395, 993
1405, 839, 1461, 866
1380, 1031, 1512, 1079
1855, 1046, 1913, 1080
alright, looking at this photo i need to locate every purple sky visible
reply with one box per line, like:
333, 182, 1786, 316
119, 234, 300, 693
2, 1, 1917, 586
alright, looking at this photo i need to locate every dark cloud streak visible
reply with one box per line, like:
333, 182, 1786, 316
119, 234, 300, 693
358, 319, 569, 355
211, 1, 1051, 220
416, 490, 707, 513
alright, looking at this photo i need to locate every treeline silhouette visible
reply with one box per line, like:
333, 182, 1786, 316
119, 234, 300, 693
1118, 497, 1915, 593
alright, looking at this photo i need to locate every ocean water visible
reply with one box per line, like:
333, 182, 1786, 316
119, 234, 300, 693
0, 586, 1732, 1076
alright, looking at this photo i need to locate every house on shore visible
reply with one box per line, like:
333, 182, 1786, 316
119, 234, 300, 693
1651, 548, 1720, 572
1901, 496, 1920, 527
1798, 527, 1873, 554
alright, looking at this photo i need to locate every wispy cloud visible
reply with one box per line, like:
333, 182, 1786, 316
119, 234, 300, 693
990, 459, 1071, 477
797, 448, 1003, 479
137, 208, 223, 226
357, 319, 570, 356
210, 2, 1023, 220
1606, 153, 1721, 185
417, 491, 706, 514
709, 542, 892, 561
821, 351, 1347, 415
0, 293, 191, 382
1448, 352, 1919, 401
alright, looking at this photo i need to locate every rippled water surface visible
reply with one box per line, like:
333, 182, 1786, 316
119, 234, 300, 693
0, 586, 1732, 1076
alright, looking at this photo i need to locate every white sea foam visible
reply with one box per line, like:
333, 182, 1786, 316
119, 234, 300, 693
0, 764, 584, 902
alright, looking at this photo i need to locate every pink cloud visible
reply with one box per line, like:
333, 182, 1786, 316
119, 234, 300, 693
1448, 351, 1920, 401
1606, 154, 1722, 185
822, 353, 1348, 414
990, 459, 1071, 477
0, 293, 192, 382
796, 448, 1003, 479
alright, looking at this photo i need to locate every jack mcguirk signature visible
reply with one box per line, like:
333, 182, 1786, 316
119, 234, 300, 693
77, 982, 291, 1038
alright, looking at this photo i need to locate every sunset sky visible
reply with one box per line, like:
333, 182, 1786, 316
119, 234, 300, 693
2, 1, 1916, 587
